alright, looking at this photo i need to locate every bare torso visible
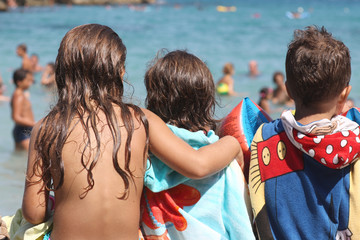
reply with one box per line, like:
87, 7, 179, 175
50, 110, 147, 240
22, 56, 34, 72
11, 89, 35, 126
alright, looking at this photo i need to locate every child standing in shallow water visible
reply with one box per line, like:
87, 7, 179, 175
21, 24, 240, 240
143, 50, 254, 239
11, 68, 35, 150
249, 26, 360, 239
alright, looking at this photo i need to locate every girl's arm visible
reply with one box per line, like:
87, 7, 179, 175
144, 109, 241, 179
22, 120, 50, 225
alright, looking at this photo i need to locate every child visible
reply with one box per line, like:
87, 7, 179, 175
258, 87, 272, 114
143, 50, 254, 239
21, 24, 240, 240
11, 68, 35, 150
216, 62, 238, 96
249, 26, 360, 239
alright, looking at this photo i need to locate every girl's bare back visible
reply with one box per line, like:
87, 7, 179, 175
50, 110, 147, 240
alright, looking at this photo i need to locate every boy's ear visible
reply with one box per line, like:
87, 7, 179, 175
337, 85, 352, 114
340, 85, 352, 103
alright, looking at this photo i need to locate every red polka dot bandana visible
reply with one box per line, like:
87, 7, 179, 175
281, 110, 360, 169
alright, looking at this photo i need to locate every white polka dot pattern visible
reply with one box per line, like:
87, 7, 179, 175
292, 128, 360, 169
326, 145, 333, 154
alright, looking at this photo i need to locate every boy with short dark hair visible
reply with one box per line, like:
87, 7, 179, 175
249, 26, 360, 239
11, 68, 35, 150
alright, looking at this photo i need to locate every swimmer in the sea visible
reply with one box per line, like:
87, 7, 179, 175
248, 60, 260, 78
216, 62, 242, 96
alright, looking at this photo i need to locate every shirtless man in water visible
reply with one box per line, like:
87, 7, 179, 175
16, 44, 34, 73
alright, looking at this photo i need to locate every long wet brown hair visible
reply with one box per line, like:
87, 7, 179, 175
145, 50, 218, 132
32, 24, 149, 199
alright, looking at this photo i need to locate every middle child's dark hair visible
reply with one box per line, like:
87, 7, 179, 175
145, 50, 218, 132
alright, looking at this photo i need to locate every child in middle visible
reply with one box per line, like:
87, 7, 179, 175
142, 50, 255, 240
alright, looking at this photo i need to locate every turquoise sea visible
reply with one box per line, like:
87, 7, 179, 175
1, 0, 360, 216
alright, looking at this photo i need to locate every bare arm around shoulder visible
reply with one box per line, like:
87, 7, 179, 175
144, 109, 241, 179
22, 119, 51, 225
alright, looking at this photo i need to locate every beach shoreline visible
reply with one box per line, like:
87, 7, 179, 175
0, 0, 155, 11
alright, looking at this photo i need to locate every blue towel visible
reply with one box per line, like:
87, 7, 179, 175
141, 125, 255, 240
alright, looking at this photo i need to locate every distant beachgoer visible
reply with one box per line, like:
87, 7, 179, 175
30, 53, 44, 73
216, 63, 235, 95
20, 24, 240, 240
252, 12, 261, 18
248, 60, 260, 77
11, 68, 35, 151
40, 62, 55, 87
0, 73, 10, 102
16, 44, 33, 73
128, 4, 147, 11
272, 71, 293, 106
291, 11, 301, 19
258, 87, 273, 114
216, 62, 244, 96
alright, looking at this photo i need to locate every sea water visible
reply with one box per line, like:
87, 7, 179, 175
1, 0, 360, 216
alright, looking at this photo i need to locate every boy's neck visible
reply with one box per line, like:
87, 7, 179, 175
16, 86, 27, 92
294, 100, 339, 125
